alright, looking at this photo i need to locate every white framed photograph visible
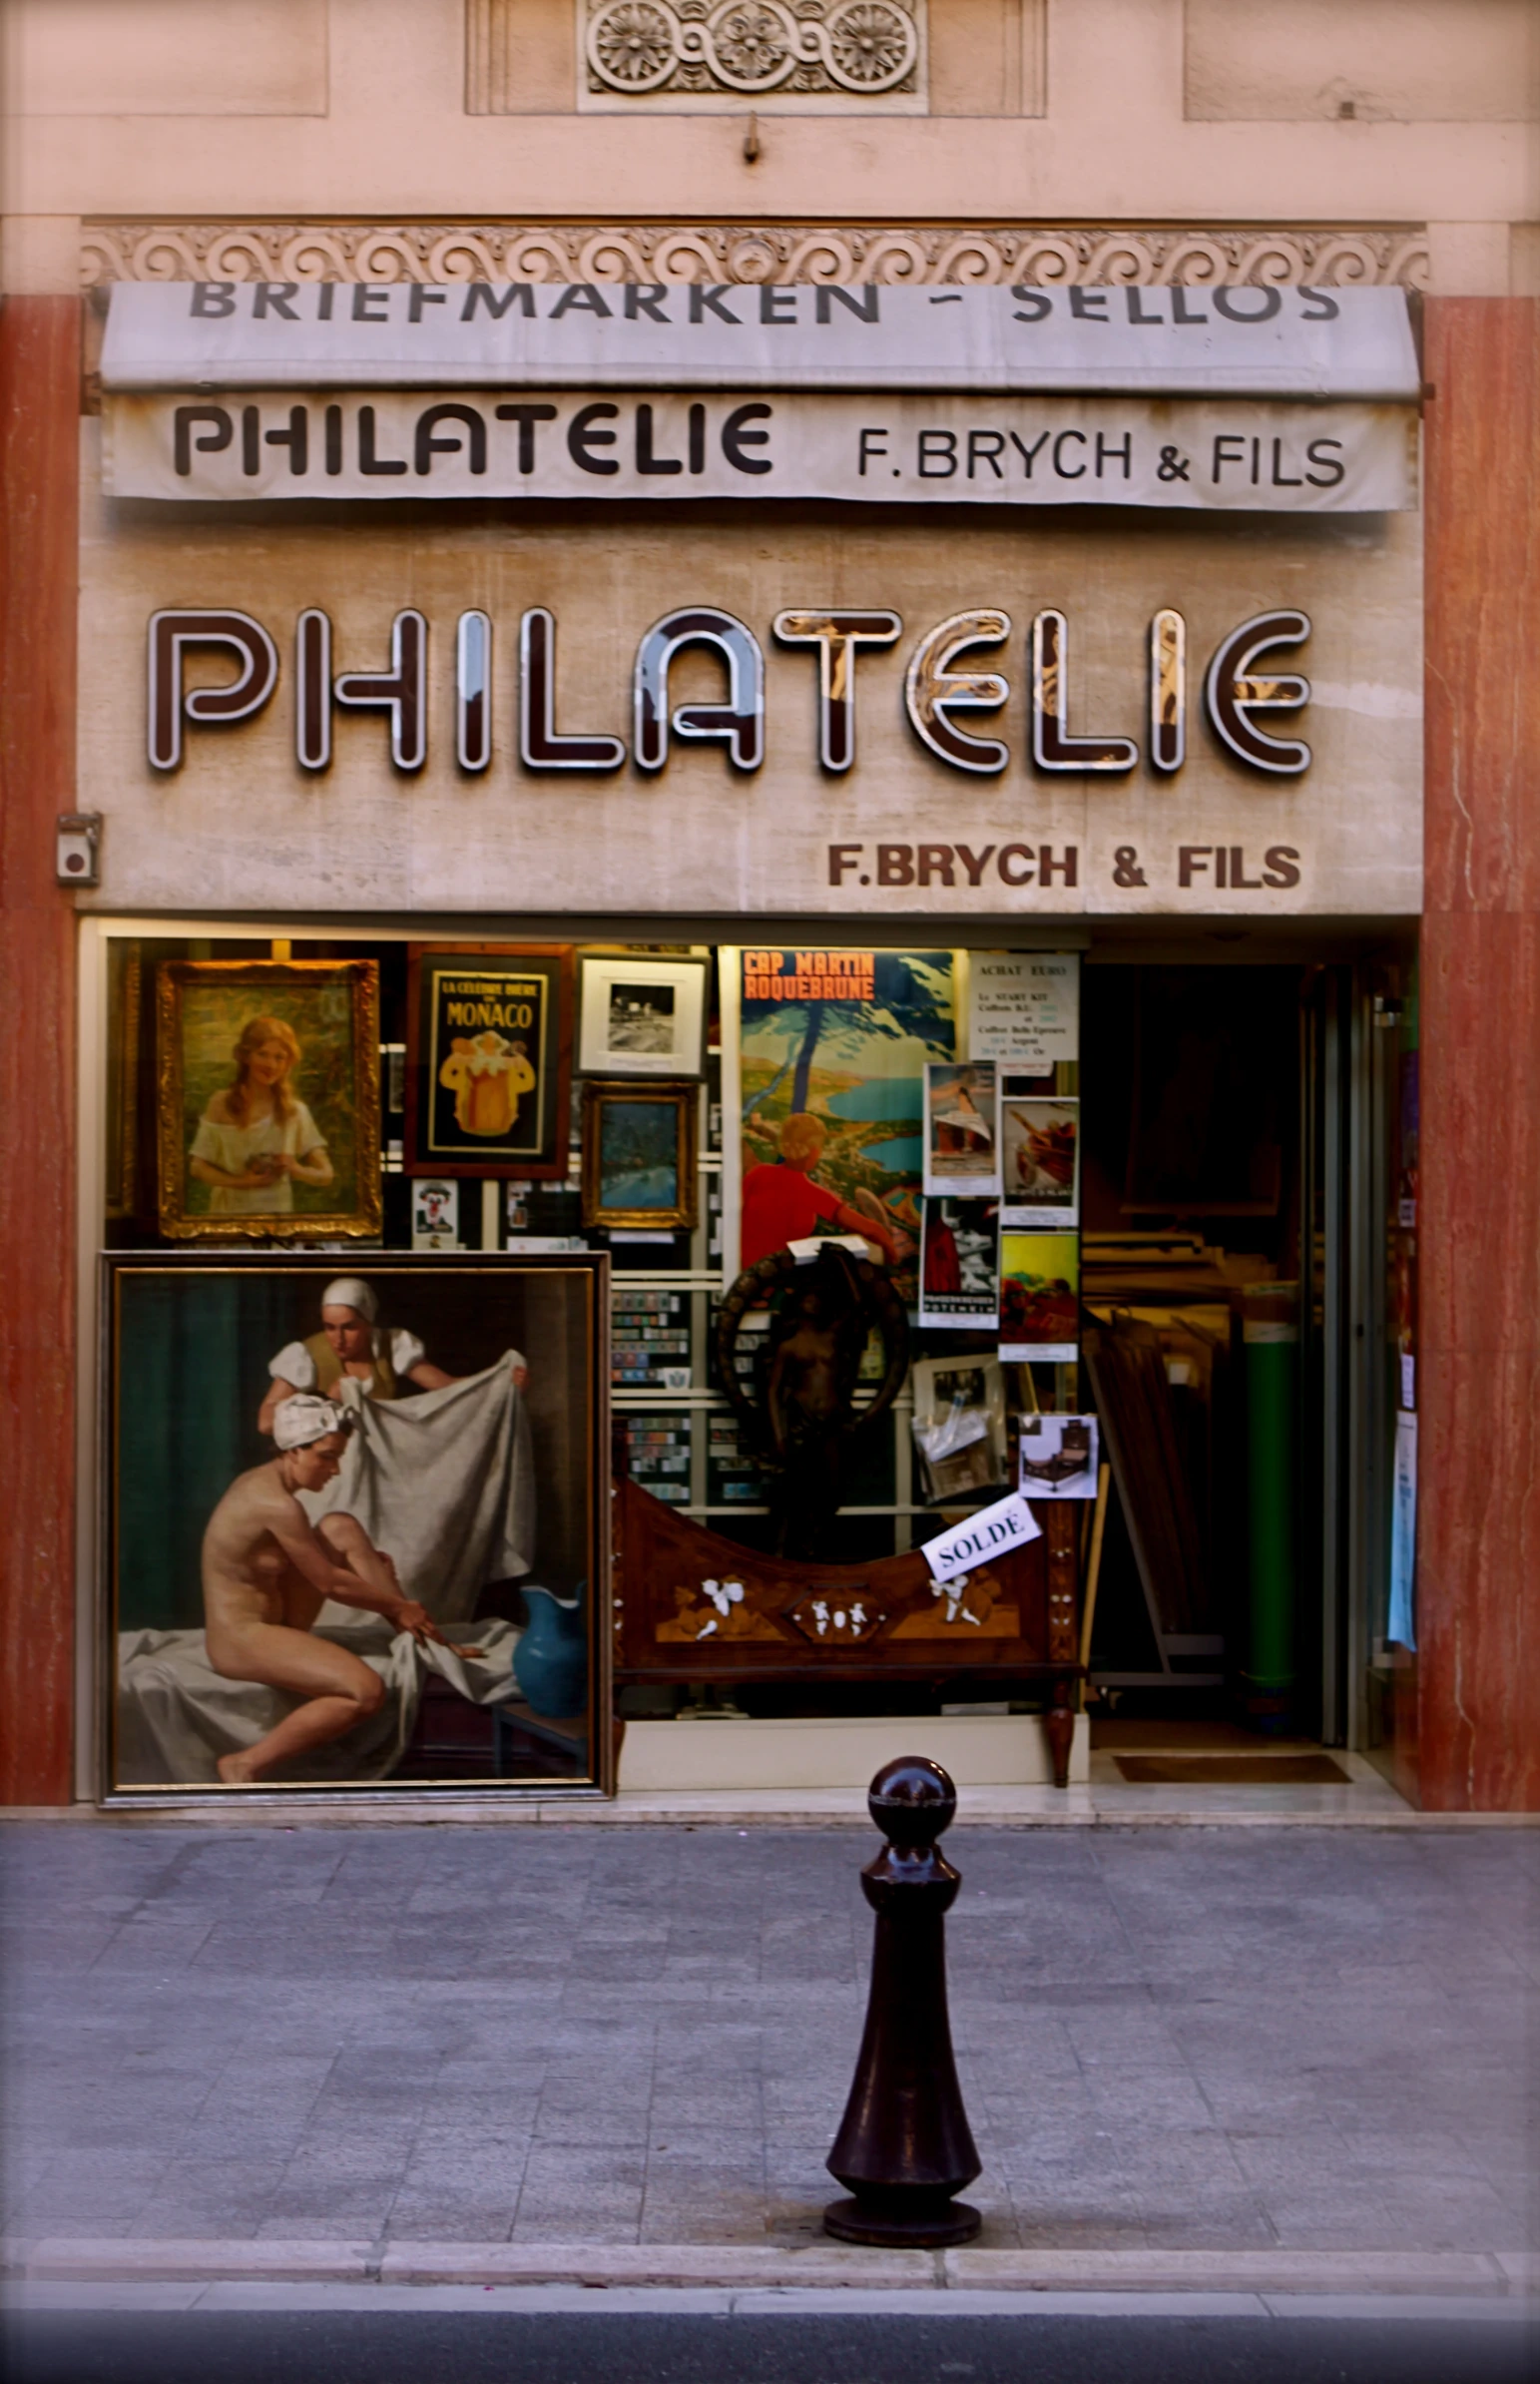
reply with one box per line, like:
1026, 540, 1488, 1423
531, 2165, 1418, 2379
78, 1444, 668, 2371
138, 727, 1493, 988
578, 954, 709, 1079
1017, 1414, 1100, 1499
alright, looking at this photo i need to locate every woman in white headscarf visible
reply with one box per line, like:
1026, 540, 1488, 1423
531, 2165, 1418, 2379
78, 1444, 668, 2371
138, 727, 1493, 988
257, 1276, 458, 1437
253, 1276, 534, 1628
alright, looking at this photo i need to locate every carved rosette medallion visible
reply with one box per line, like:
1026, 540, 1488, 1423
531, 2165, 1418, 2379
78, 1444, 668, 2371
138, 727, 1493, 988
584, 0, 920, 99
590, 0, 679, 90
826, 3, 912, 85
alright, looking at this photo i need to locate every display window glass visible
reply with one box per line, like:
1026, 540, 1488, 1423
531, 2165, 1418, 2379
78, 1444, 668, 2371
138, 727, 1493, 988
90, 923, 1407, 1794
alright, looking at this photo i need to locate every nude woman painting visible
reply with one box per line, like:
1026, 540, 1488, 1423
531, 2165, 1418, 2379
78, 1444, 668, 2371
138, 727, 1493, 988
201, 1393, 452, 1785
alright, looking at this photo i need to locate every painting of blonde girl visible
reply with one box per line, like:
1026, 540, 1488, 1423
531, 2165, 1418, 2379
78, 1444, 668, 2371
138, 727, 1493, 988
189, 1014, 335, 1217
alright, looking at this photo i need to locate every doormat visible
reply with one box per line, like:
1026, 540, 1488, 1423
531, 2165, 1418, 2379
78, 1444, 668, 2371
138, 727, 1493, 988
1113, 1754, 1352, 1785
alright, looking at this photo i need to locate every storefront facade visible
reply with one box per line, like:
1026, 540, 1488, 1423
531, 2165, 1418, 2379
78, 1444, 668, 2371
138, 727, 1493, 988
1, 1, 1536, 1809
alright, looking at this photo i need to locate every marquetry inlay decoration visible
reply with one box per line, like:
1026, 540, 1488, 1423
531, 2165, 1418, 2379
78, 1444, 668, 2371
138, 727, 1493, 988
81, 222, 1430, 289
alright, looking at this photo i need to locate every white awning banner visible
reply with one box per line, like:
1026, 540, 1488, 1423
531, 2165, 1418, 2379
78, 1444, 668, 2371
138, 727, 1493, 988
103, 389, 1415, 511
100, 281, 1422, 400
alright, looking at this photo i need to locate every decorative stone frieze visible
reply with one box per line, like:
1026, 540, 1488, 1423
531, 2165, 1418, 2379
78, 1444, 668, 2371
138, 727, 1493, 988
581, 0, 922, 104
81, 221, 1430, 290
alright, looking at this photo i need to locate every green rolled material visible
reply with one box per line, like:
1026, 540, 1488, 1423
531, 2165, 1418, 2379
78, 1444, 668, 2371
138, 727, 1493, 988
1243, 1282, 1298, 1716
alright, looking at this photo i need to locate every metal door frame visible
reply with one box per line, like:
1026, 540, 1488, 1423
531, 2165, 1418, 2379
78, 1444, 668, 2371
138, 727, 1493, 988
1305, 961, 1398, 1751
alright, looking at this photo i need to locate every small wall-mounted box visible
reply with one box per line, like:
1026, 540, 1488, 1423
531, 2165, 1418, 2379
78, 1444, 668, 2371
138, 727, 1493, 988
57, 812, 102, 887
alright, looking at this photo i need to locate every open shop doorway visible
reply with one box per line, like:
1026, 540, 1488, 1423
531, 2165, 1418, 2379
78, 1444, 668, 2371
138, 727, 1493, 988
1078, 955, 1407, 1768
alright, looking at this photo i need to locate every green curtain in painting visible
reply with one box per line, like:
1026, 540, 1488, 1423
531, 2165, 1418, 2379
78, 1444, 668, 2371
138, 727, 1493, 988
115, 1274, 299, 1631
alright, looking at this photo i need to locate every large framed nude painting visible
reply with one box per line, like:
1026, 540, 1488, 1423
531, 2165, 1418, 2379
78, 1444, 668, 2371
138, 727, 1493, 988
102, 1252, 612, 1798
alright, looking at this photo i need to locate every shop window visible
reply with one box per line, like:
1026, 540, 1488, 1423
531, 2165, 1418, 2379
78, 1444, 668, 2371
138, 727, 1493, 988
100, 929, 1089, 1759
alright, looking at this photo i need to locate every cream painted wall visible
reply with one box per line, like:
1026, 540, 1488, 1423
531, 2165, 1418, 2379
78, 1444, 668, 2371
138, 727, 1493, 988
2, 0, 1536, 290
6, 0, 328, 116
1185, 0, 1540, 124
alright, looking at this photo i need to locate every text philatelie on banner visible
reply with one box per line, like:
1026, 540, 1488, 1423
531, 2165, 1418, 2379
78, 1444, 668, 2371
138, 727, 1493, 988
105, 390, 1415, 511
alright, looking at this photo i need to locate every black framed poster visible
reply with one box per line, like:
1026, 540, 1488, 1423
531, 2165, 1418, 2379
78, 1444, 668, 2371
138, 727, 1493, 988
405, 943, 572, 1178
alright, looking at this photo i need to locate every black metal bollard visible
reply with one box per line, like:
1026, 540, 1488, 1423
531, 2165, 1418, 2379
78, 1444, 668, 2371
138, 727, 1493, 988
823, 1756, 981, 2247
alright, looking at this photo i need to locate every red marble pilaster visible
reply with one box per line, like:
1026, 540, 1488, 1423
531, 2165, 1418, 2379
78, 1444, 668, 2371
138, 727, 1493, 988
0, 299, 80, 1805
1418, 299, 1540, 1810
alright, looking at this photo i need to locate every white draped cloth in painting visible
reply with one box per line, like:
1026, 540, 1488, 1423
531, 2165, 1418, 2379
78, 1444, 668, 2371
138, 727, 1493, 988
116, 1355, 539, 1785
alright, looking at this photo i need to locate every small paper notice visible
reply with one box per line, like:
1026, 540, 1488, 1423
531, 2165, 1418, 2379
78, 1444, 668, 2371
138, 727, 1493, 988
967, 953, 1079, 1070
921, 1490, 1042, 1585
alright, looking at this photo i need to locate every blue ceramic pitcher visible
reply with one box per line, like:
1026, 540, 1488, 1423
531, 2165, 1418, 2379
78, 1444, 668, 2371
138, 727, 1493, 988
512, 1581, 588, 1718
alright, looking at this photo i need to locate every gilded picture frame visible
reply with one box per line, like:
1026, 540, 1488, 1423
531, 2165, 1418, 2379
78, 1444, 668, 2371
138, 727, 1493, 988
105, 939, 143, 1220
100, 1250, 614, 1800
581, 1079, 699, 1231
155, 958, 381, 1241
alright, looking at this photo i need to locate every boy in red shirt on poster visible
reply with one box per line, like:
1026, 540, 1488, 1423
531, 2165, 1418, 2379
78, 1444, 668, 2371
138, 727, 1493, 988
741, 1112, 901, 1270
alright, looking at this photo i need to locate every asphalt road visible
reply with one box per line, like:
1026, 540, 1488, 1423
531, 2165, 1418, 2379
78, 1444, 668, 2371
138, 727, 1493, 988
5, 2307, 1536, 2384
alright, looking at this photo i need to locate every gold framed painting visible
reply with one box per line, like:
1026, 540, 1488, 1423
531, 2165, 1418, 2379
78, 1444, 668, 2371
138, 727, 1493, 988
580, 1079, 699, 1231
105, 938, 144, 1219
156, 958, 381, 1240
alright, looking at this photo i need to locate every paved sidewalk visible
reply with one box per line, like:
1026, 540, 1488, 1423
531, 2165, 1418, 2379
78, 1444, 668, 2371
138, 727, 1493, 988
2, 1823, 1535, 2259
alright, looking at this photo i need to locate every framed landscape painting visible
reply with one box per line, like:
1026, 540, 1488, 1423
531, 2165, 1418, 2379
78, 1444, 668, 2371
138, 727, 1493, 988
580, 1080, 699, 1231
155, 958, 380, 1241
102, 1251, 613, 1799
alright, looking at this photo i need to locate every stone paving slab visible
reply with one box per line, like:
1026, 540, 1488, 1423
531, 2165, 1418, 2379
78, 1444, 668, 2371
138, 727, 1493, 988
3, 1822, 1536, 2258
7, 1790, 1539, 1827
12, 2238, 374, 2281
379, 2241, 936, 2288
0, 2236, 1523, 2296
945, 2246, 1511, 2294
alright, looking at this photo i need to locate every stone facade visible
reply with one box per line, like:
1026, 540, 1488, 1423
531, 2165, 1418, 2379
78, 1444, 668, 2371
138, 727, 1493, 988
80, 221, 1430, 289
581, 0, 924, 106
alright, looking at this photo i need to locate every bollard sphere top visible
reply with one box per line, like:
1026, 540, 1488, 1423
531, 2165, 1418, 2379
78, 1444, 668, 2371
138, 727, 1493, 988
867, 1755, 957, 1845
